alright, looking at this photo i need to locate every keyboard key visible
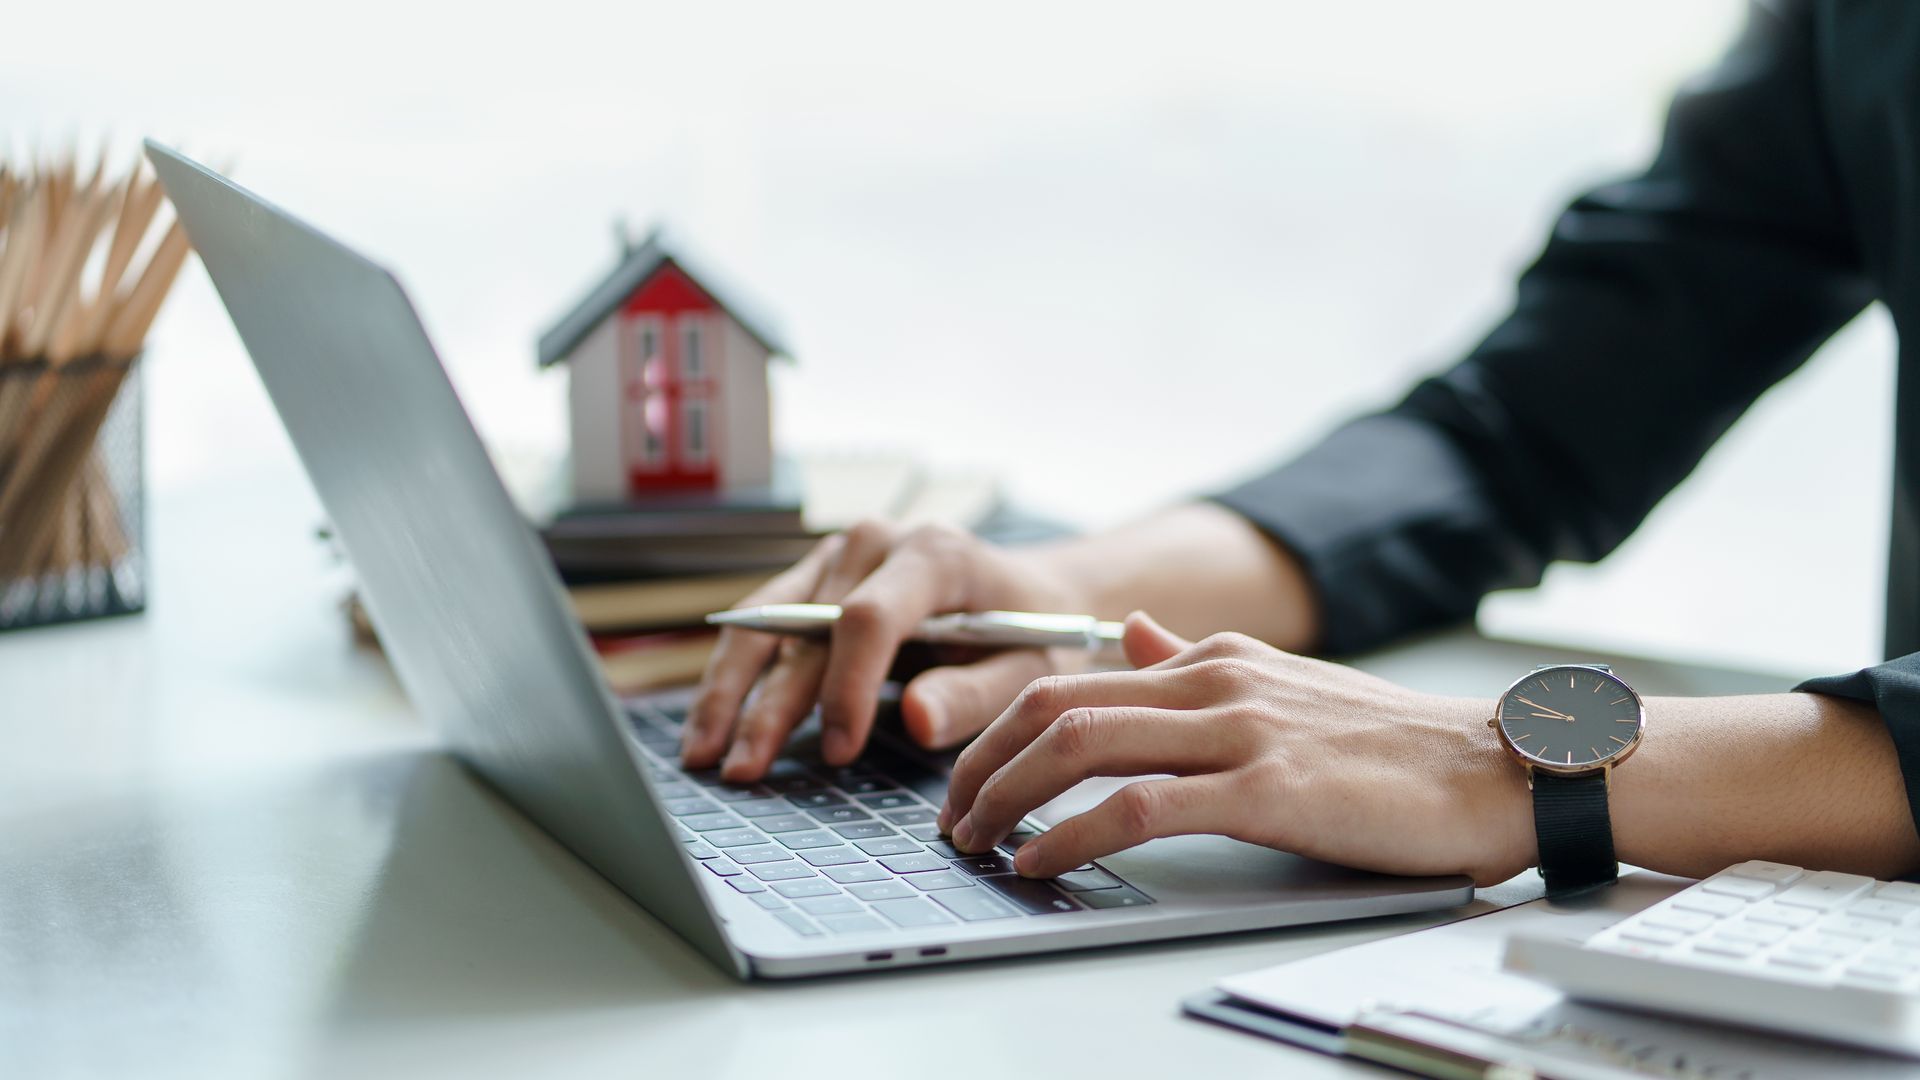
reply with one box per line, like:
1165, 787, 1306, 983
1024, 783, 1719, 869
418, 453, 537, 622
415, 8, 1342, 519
705, 829, 769, 848
848, 880, 917, 901
728, 876, 768, 894
933, 888, 1021, 922
731, 799, 792, 819
650, 782, 699, 801
996, 831, 1041, 856
773, 879, 841, 899
683, 842, 721, 861
834, 775, 897, 796
777, 830, 843, 850
923, 840, 964, 859
799, 846, 867, 867
818, 913, 888, 934
823, 863, 891, 884
1056, 868, 1123, 892
902, 823, 944, 842
709, 785, 774, 802
674, 825, 696, 843
749, 893, 787, 910
884, 808, 939, 826
832, 822, 896, 840
1774, 871, 1875, 911
765, 768, 825, 795
789, 792, 850, 809
954, 854, 1016, 877
1076, 885, 1152, 910
857, 792, 922, 811
878, 853, 948, 875
701, 859, 745, 878
683, 768, 725, 787
907, 870, 974, 891
807, 806, 874, 825
773, 911, 823, 937
871, 898, 955, 928
856, 837, 924, 858
983, 875, 1083, 914
664, 797, 722, 816
796, 896, 864, 916
1727, 861, 1806, 886
755, 814, 817, 834
1700, 877, 1776, 901
748, 862, 816, 881
730, 846, 797, 865
681, 813, 748, 832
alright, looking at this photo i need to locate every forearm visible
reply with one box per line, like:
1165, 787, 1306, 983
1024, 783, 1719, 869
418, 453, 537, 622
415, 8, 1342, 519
1480, 691, 1920, 881
1024, 502, 1321, 653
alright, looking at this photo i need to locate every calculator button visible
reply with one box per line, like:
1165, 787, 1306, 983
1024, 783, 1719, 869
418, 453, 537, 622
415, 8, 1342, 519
1691, 938, 1760, 959
1876, 882, 1920, 904
1743, 902, 1817, 928
1726, 861, 1805, 886
1700, 877, 1777, 901
1819, 915, 1890, 940
1768, 950, 1840, 971
1844, 898, 1918, 923
1618, 924, 1689, 947
1716, 921, 1788, 945
1670, 892, 1745, 917
1642, 909, 1715, 934
1773, 871, 1875, 911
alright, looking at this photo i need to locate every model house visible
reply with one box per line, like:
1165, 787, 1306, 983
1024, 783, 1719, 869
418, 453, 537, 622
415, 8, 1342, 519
538, 230, 788, 503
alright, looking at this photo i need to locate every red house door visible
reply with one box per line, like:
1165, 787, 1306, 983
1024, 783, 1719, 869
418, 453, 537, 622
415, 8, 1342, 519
620, 265, 721, 494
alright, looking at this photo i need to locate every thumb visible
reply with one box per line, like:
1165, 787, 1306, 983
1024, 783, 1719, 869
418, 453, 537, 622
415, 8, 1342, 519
1122, 610, 1192, 669
900, 648, 1055, 749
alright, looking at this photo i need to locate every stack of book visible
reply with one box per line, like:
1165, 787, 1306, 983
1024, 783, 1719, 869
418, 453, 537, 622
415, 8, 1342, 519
346, 454, 1008, 695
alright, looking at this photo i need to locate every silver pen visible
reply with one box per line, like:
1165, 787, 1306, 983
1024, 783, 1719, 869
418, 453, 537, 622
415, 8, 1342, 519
706, 603, 1125, 651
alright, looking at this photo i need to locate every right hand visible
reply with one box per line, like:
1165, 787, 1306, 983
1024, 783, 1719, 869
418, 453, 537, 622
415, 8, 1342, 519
680, 520, 1092, 782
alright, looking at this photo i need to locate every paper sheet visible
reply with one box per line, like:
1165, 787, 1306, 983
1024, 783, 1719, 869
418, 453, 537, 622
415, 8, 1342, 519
1215, 872, 1917, 1080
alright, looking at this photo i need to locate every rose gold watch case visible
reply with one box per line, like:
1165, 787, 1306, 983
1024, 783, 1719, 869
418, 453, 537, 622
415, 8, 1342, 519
1487, 663, 1645, 785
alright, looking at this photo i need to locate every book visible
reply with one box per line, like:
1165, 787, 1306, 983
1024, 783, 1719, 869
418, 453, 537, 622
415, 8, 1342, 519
591, 629, 718, 695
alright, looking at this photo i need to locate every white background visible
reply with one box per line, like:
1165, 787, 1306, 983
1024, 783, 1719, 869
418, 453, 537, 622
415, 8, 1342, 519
1, 0, 1891, 677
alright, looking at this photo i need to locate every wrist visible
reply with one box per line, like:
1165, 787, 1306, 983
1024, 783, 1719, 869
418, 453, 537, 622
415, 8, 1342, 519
1448, 694, 1537, 885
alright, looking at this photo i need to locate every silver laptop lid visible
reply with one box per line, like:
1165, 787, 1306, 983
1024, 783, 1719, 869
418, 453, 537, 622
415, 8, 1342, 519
145, 141, 742, 976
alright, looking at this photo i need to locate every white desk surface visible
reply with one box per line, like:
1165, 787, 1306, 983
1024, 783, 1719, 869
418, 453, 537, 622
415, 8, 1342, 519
0, 471, 1794, 1080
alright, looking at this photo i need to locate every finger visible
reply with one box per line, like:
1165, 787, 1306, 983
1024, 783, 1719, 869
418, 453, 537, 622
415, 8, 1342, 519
817, 542, 970, 764
900, 648, 1054, 750
1121, 610, 1191, 669
709, 526, 894, 780
1012, 775, 1236, 878
939, 668, 1199, 834
953, 706, 1238, 852
719, 638, 831, 782
682, 536, 843, 767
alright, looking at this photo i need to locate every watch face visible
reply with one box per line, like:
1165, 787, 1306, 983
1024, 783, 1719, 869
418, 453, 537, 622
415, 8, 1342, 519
1497, 666, 1643, 772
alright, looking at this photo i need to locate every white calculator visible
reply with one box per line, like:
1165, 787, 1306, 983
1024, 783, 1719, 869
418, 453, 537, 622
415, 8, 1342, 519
1504, 861, 1920, 1058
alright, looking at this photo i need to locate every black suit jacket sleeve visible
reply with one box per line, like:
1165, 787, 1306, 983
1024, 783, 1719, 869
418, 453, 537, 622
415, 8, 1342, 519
1217, 1, 1920, 839
1217, 1, 1871, 656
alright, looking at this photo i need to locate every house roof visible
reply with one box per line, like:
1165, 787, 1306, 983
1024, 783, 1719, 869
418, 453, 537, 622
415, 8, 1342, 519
536, 232, 790, 368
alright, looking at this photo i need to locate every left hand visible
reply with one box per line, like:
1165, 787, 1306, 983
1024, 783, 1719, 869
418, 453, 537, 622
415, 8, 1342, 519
938, 613, 1532, 886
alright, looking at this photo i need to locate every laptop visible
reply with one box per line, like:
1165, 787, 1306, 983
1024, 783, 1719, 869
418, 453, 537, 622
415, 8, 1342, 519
146, 141, 1474, 978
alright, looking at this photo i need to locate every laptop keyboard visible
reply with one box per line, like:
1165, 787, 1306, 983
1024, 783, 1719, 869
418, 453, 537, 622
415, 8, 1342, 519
625, 700, 1154, 938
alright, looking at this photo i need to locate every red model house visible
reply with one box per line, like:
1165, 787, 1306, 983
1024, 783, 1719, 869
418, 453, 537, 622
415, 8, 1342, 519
538, 229, 788, 503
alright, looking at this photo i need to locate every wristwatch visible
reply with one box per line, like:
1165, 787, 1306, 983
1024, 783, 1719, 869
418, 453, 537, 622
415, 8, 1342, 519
1489, 663, 1645, 898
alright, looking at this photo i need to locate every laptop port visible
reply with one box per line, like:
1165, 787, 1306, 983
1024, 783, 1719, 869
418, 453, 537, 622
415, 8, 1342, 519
918, 946, 947, 957
864, 952, 893, 963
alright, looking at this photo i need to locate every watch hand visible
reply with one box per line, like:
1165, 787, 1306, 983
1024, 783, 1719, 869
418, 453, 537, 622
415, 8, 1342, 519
1530, 712, 1576, 722
1515, 696, 1572, 719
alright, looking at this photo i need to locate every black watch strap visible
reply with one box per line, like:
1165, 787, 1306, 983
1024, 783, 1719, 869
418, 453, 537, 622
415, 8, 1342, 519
1532, 771, 1617, 897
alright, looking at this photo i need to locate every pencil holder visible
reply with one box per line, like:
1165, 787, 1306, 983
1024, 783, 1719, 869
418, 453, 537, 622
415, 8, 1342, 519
0, 354, 145, 630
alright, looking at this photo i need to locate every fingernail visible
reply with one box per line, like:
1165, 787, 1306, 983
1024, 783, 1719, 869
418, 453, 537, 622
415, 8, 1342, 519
1014, 845, 1040, 876
720, 745, 753, 780
822, 729, 852, 764
951, 816, 976, 851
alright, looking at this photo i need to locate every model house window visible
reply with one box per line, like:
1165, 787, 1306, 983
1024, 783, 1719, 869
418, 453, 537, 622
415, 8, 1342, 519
681, 320, 705, 380
683, 398, 710, 462
627, 318, 666, 466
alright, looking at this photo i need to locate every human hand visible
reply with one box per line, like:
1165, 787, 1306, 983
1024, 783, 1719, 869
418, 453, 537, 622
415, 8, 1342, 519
938, 614, 1532, 886
680, 521, 1092, 782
